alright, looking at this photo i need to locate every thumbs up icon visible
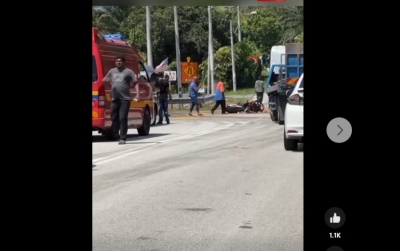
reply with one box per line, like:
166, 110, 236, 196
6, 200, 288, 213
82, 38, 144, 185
325, 207, 345, 228
330, 213, 341, 224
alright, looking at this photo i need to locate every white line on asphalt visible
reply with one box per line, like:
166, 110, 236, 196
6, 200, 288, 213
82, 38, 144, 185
92, 121, 253, 164
159, 128, 221, 142
93, 124, 234, 166
92, 156, 108, 162
94, 149, 148, 165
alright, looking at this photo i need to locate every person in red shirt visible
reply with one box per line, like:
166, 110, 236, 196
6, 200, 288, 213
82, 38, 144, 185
211, 79, 226, 114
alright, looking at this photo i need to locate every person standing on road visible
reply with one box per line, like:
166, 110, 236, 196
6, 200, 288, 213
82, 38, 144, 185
102, 56, 138, 145
155, 74, 172, 124
188, 76, 203, 116
211, 78, 226, 114
255, 76, 264, 103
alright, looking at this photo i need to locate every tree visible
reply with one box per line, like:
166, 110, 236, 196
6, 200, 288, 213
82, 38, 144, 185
274, 6, 303, 43
92, 6, 133, 34
92, 6, 303, 89
241, 7, 282, 54
199, 40, 260, 90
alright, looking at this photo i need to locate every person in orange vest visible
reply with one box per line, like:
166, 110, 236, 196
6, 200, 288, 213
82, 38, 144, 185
211, 78, 226, 114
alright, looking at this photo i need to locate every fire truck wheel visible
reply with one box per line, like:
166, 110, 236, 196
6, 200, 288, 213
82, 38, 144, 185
138, 108, 151, 136
151, 104, 158, 125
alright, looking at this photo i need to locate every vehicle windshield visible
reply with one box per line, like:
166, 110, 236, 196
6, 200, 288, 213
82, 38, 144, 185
92, 55, 98, 82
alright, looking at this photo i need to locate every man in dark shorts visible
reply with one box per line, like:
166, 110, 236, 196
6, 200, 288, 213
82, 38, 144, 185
102, 56, 137, 144
155, 74, 172, 124
188, 76, 203, 116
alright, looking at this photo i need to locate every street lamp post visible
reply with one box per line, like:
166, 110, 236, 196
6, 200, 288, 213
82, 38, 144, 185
207, 56, 210, 95
229, 6, 237, 92
145, 6, 153, 67
173, 6, 182, 98
208, 6, 215, 94
237, 6, 241, 42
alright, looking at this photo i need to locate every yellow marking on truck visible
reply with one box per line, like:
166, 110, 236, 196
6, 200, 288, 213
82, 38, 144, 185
287, 78, 299, 84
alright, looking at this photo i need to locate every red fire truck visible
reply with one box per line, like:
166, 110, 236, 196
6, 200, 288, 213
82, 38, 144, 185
92, 27, 156, 140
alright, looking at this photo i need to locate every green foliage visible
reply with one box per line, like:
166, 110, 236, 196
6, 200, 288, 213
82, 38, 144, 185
167, 61, 177, 71
274, 6, 303, 43
198, 61, 208, 84
294, 32, 303, 43
241, 8, 282, 54
261, 68, 270, 78
138, 51, 147, 64
199, 40, 261, 89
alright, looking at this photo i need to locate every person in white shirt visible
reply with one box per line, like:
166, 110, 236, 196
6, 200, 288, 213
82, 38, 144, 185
254, 76, 264, 103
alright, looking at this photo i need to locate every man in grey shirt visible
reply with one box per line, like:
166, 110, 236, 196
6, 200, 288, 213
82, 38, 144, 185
254, 76, 264, 103
103, 56, 137, 144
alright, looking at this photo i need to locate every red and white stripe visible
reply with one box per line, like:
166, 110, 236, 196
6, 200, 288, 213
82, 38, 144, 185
154, 57, 168, 73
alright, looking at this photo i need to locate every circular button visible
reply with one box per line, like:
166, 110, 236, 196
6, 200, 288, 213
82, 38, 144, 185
327, 246, 344, 251
327, 117, 352, 143
325, 207, 346, 229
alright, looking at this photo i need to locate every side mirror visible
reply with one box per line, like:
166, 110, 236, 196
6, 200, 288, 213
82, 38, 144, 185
286, 89, 293, 97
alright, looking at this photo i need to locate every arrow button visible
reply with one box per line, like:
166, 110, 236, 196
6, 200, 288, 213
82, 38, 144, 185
337, 125, 343, 135
327, 118, 352, 143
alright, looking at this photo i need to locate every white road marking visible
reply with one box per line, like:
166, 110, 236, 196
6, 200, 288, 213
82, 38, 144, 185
93, 123, 236, 166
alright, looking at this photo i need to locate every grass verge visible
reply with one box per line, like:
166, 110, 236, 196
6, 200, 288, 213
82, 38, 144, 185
224, 88, 254, 96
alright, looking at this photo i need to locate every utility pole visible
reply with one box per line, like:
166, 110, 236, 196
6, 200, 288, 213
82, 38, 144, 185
207, 56, 210, 95
145, 6, 153, 67
208, 6, 215, 94
229, 6, 237, 92
237, 6, 241, 41
173, 6, 182, 98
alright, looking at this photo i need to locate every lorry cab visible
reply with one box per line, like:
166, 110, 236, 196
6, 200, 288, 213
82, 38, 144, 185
266, 43, 303, 125
269, 45, 285, 75
92, 27, 155, 139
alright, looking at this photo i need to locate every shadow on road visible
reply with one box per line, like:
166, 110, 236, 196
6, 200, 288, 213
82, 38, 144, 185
152, 123, 175, 126
92, 133, 170, 143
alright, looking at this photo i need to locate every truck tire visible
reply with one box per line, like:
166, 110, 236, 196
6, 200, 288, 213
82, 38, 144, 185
284, 129, 298, 151
278, 105, 284, 125
270, 110, 278, 121
277, 107, 285, 125
138, 108, 151, 136
151, 104, 158, 125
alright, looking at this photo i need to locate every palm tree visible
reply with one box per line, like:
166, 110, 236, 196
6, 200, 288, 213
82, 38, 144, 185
92, 6, 132, 34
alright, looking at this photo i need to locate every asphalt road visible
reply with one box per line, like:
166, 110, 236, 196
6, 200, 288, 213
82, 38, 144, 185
93, 113, 303, 251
